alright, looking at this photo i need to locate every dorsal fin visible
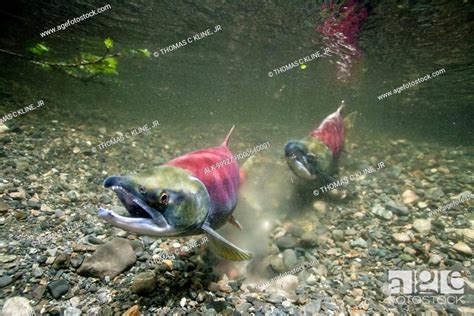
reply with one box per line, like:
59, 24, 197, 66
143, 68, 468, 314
222, 125, 235, 147
337, 100, 345, 115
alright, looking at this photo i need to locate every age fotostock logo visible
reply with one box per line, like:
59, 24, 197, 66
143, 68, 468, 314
387, 270, 465, 305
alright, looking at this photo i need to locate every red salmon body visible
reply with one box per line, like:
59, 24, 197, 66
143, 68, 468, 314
167, 127, 239, 228
310, 106, 345, 157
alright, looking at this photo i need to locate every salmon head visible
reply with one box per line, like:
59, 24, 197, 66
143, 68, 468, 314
99, 165, 210, 237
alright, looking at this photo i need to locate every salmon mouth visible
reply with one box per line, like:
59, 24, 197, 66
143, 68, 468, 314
284, 141, 317, 180
103, 176, 169, 227
108, 184, 154, 219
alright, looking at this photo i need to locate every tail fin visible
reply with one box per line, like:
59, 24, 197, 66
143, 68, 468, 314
222, 125, 235, 147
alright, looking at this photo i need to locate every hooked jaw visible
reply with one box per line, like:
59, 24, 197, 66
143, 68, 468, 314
98, 207, 178, 237
100, 176, 176, 236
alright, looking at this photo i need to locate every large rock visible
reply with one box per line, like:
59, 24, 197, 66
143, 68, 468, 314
77, 238, 136, 278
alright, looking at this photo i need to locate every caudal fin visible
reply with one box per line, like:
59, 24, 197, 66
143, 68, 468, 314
222, 125, 235, 147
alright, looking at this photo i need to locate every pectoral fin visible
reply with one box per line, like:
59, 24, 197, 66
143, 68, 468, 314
344, 111, 358, 131
228, 215, 243, 230
201, 223, 253, 261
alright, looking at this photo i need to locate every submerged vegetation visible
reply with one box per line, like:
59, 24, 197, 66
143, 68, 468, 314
0, 38, 150, 80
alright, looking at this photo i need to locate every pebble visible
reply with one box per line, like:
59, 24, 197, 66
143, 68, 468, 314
15, 160, 29, 171
14, 210, 28, 220
399, 254, 414, 262
0, 123, 9, 134
283, 249, 297, 269
306, 274, 317, 285
453, 241, 472, 255
351, 238, 368, 248
425, 187, 444, 200
461, 229, 474, 243
312, 201, 327, 213
0, 200, 9, 212
98, 127, 107, 134
404, 247, 417, 255
276, 236, 297, 249
1, 297, 35, 316
392, 232, 411, 242
122, 305, 140, 316
300, 232, 318, 247
417, 201, 428, 209
67, 190, 79, 201
64, 307, 82, 316
236, 302, 252, 313
99, 194, 113, 204
27, 198, 41, 209
402, 190, 419, 204
131, 271, 156, 295
32, 266, 44, 277
385, 200, 409, 215
345, 229, 357, 236
304, 299, 322, 314
0, 254, 16, 263
0, 275, 13, 287
47, 279, 70, 299
429, 254, 442, 265
266, 293, 284, 304
332, 229, 345, 241
269, 255, 286, 273
288, 224, 304, 237
412, 219, 431, 235
371, 204, 393, 220
274, 275, 299, 292
10, 189, 26, 200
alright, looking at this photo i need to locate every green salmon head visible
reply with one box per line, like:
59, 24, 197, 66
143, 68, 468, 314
284, 138, 334, 182
99, 165, 210, 237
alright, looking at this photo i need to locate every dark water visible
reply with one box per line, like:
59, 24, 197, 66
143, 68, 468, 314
1, 0, 473, 144
0, 1, 473, 315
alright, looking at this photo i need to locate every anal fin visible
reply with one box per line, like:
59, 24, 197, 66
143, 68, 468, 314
202, 223, 253, 261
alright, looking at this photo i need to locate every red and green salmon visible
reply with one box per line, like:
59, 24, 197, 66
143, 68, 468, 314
98, 126, 252, 261
284, 101, 357, 182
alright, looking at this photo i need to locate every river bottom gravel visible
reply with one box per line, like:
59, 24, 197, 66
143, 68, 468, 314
0, 114, 473, 315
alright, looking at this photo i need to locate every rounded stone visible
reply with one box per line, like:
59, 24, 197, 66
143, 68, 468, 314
131, 271, 156, 295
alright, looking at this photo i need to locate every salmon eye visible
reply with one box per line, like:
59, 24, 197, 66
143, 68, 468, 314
159, 192, 168, 205
139, 186, 146, 194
